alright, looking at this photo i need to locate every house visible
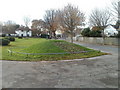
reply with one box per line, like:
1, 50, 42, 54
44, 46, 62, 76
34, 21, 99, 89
103, 25, 118, 37
15, 26, 32, 37
55, 29, 63, 38
1, 29, 17, 36
91, 25, 119, 37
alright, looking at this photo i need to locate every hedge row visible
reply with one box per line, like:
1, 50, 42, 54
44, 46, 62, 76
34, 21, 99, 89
0, 37, 15, 46
81, 28, 102, 37
4, 37, 15, 41
0, 39, 10, 46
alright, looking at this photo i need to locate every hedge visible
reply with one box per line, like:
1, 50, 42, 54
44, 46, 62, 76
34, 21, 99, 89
4, 37, 15, 41
81, 28, 102, 37
0, 39, 10, 46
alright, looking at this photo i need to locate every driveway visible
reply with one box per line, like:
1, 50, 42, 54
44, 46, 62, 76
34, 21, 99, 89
2, 41, 118, 88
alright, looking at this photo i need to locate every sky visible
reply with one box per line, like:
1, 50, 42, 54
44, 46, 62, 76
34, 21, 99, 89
0, 0, 115, 26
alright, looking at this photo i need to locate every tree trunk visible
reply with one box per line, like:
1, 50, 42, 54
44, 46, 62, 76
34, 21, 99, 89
53, 31, 56, 39
49, 30, 52, 39
103, 36, 105, 45
70, 34, 73, 43
102, 30, 105, 45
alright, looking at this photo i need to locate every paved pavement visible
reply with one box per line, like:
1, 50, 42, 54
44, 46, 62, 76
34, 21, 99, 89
2, 41, 118, 88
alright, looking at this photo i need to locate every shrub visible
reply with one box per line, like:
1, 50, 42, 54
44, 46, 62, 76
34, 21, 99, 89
81, 28, 91, 37
81, 28, 102, 37
0, 39, 10, 46
41, 34, 50, 38
89, 30, 102, 37
2, 34, 6, 37
5, 37, 15, 41
18, 36, 23, 39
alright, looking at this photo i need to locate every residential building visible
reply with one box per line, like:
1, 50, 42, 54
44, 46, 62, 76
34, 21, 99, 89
103, 25, 118, 37
15, 26, 32, 37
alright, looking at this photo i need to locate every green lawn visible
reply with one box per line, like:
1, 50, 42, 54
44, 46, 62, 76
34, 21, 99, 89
1, 38, 107, 61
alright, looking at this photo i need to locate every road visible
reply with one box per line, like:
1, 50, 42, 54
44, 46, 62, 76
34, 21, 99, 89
2, 41, 119, 88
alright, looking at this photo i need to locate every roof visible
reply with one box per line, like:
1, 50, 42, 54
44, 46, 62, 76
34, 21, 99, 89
91, 24, 119, 31
1, 29, 16, 34
104, 25, 117, 31
91, 26, 105, 31
16, 26, 31, 31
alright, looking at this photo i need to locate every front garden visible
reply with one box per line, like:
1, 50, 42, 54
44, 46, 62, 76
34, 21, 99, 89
1, 38, 107, 61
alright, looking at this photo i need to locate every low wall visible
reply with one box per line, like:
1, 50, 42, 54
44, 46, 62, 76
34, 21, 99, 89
66, 37, 120, 46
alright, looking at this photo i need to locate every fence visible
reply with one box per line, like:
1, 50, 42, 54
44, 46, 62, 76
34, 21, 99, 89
7, 48, 94, 57
66, 37, 120, 46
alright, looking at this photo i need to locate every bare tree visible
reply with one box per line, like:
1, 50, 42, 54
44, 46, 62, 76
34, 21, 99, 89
44, 9, 58, 38
58, 4, 85, 43
89, 8, 111, 27
2, 20, 19, 35
111, 0, 120, 20
23, 16, 31, 27
89, 8, 112, 45
111, 1, 120, 29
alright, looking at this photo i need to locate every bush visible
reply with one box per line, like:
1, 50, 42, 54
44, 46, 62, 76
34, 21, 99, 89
89, 30, 102, 37
5, 37, 15, 41
41, 34, 50, 38
18, 36, 23, 39
81, 28, 91, 37
81, 28, 102, 37
1, 34, 6, 37
0, 39, 10, 46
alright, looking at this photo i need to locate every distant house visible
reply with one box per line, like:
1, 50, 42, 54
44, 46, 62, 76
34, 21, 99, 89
104, 25, 118, 37
15, 26, 32, 37
1, 29, 17, 36
91, 25, 119, 37
55, 29, 63, 38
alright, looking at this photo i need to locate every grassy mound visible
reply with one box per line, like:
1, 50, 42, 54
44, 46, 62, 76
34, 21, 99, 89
1, 38, 107, 61
21, 40, 65, 53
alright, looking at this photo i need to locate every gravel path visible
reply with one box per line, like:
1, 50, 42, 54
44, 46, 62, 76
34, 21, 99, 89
1, 42, 118, 88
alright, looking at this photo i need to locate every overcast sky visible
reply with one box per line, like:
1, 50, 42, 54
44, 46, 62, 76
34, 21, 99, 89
0, 0, 114, 26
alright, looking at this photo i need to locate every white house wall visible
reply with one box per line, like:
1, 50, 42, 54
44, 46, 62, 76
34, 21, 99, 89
104, 25, 118, 37
28, 31, 32, 37
23, 31, 27, 36
15, 30, 32, 37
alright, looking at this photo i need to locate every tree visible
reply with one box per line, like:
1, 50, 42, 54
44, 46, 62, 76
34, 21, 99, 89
111, 1, 120, 29
58, 4, 85, 43
89, 8, 111, 27
44, 9, 58, 38
2, 20, 19, 35
111, 0, 120, 20
31, 19, 46, 36
23, 16, 31, 27
81, 28, 91, 37
89, 8, 112, 45
81, 28, 102, 37
115, 19, 120, 28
